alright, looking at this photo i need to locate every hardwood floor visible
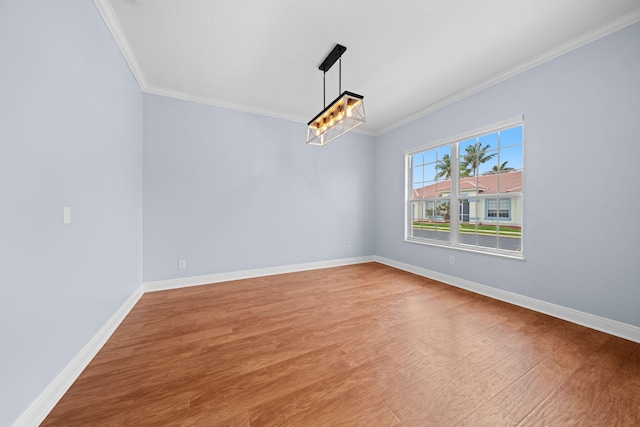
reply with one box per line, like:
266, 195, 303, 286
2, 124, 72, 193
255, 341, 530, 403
42, 263, 640, 426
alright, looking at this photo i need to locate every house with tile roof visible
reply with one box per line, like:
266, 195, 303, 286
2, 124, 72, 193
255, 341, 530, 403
411, 171, 522, 226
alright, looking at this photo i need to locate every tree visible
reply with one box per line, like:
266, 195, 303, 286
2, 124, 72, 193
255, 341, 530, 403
435, 154, 452, 180
461, 142, 497, 176
486, 161, 515, 174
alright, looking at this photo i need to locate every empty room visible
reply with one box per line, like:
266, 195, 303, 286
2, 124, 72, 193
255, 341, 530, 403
2, 0, 640, 426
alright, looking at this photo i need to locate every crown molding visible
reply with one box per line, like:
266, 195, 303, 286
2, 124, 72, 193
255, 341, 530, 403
143, 84, 311, 126
93, 0, 148, 90
94, 1, 639, 138
92, 0, 377, 138
374, 7, 640, 136
142, 85, 377, 137
144, 84, 306, 124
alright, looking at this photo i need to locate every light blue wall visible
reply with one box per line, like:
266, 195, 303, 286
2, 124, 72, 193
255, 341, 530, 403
0, 1, 143, 425
143, 94, 375, 282
374, 23, 640, 327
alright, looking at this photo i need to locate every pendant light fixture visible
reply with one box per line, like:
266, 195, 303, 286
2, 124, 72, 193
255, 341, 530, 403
307, 44, 365, 146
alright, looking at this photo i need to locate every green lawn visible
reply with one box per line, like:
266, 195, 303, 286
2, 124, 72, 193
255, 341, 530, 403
413, 222, 521, 237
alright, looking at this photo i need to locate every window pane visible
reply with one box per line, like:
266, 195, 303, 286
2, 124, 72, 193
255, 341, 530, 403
500, 125, 523, 149
412, 165, 424, 186
458, 138, 476, 178
415, 179, 436, 198
498, 144, 523, 172
410, 199, 450, 241
498, 231, 522, 252
479, 132, 499, 151
477, 148, 499, 177
424, 162, 439, 183
460, 132, 498, 177
423, 200, 437, 222
458, 137, 477, 152
459, 198, 478, 247
435, 146, 452, 182
498, 127, 523, 197
410, 200, 425, 238
422, 149, 437, 165
498, 195, 522, 252
437, 145, 451, 160
459, 174, 478, 197
433, 200, 451, 241
412, 152, 424, 166
476, 217, 499, 250
436, 179, 453, 198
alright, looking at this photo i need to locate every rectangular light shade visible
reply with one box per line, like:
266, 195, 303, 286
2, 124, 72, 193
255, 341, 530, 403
306, 91, 365, 146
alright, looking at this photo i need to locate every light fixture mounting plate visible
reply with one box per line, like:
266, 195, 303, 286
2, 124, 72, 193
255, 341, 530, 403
319, 44, 347, 72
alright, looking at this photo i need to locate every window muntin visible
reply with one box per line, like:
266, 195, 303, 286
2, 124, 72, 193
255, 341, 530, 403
406, 118, 523, 257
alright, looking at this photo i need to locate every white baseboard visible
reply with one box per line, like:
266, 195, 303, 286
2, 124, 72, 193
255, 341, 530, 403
14, 253, 639, 426
143, 256, 376, 292
13, 256, 374, 426
12, 287, 144, 427
373, 256, 640, 344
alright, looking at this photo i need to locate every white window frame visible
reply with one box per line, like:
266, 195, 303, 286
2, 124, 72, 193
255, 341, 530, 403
405, 116, 524, 260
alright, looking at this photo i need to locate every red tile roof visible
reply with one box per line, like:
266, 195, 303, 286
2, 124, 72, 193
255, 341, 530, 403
413, 171, 522, 198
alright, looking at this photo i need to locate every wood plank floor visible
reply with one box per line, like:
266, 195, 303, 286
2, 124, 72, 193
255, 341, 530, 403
42, 263, 640, 426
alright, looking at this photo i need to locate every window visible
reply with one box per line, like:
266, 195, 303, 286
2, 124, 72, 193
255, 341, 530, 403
486, 199, 511, 219
406, 117, 523, 257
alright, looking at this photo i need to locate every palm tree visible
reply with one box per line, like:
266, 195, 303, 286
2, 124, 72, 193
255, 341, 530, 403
487, 161, 514, 174
435, 154, 452, 180
461, 142, 497, 176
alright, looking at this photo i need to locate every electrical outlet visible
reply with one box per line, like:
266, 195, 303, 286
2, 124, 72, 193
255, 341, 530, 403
178, 260, 186, 269
347, 245, 352, 252
449, 256, 455, 265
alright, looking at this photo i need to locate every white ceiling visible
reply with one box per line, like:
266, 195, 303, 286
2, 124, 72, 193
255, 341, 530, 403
97, 0, 640, 135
